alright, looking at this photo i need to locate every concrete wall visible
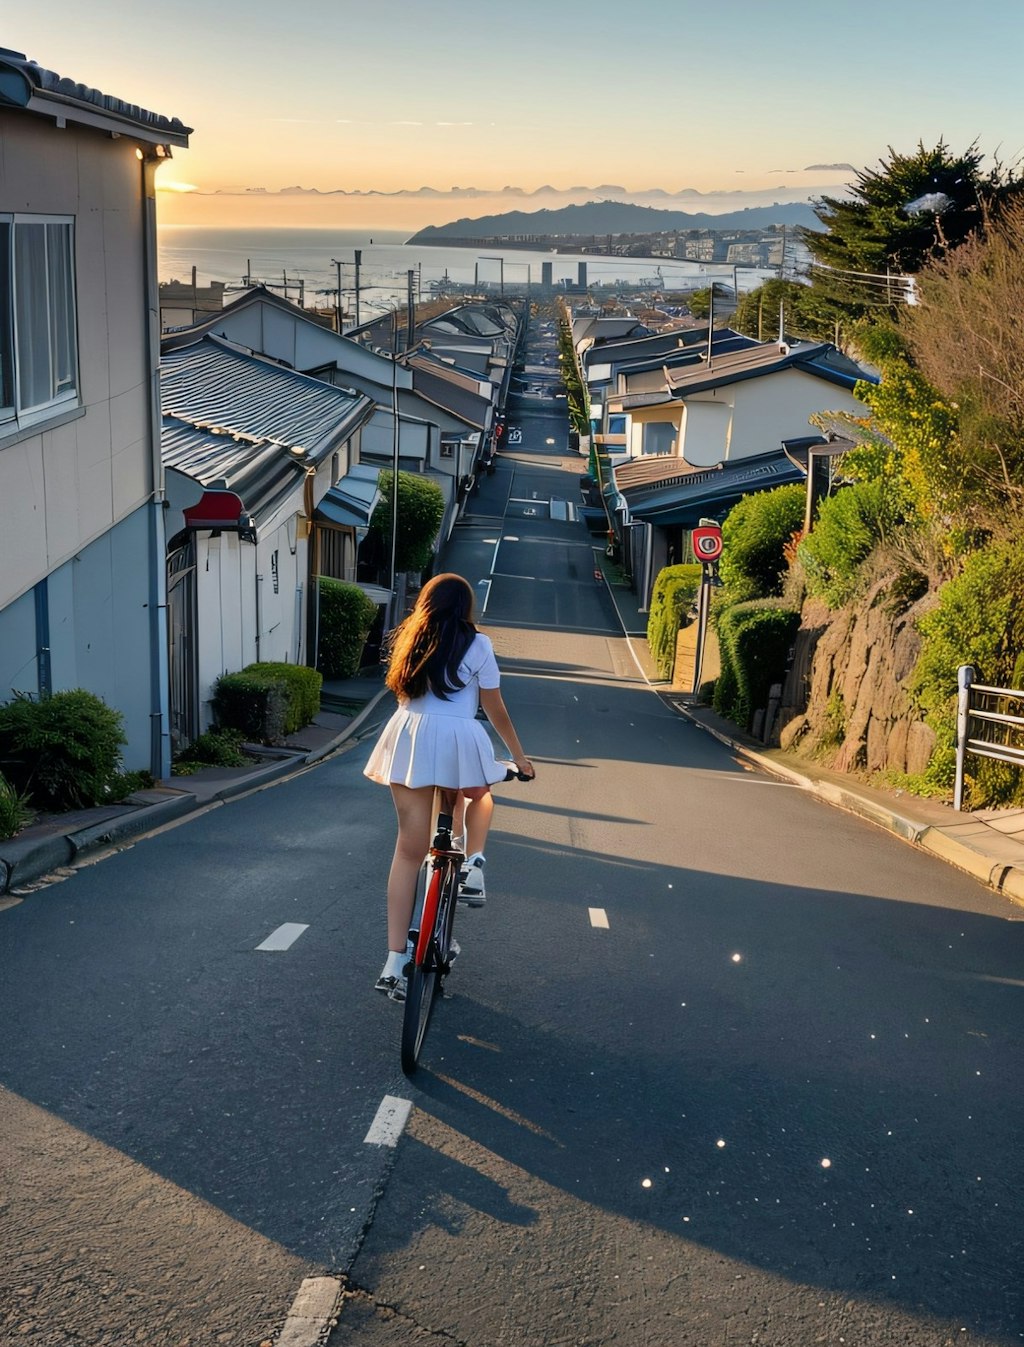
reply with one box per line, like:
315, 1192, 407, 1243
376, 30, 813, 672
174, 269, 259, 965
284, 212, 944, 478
0, 507, 157, 768
0, 117, 151, 610
0, 111, 161, 771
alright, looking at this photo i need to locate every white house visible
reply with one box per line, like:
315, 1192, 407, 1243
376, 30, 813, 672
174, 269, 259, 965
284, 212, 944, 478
0, 49, 190, 776
161, 287, 487, 547
602, 341, 875, 608
159, 334, 374, 745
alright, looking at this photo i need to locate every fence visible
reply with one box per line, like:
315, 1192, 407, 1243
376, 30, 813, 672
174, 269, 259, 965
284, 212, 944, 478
954, 665, 1024, 810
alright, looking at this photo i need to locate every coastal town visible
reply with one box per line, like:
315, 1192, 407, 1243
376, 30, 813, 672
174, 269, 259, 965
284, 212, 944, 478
3, 33, 1024, 1347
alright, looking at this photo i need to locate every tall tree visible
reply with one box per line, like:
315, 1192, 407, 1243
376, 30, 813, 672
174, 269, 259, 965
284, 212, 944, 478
802, 140, 1020, 337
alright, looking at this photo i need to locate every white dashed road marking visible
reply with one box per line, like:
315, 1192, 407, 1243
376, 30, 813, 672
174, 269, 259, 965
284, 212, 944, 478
589, 908, 610, 929
256, 923, 309, 951
364, 1094, 413, 1147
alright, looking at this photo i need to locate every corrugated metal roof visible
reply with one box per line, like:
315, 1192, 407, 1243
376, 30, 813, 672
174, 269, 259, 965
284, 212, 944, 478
621, 450, 804, 526
163, 415, 307, 526
161, 335, 372, 461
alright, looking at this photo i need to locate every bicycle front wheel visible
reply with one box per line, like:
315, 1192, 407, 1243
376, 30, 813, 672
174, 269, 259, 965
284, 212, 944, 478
401, 870, 442, 1074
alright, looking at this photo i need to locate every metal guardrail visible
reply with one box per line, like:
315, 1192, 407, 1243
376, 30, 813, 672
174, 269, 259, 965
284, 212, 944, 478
954, 665, 1024, 810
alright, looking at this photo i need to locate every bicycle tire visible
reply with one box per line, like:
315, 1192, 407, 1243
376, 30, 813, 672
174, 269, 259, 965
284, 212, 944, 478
401, 869, 443, 1074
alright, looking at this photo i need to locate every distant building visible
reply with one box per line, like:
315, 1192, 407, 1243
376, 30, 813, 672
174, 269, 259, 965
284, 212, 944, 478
160, 277, 228, 330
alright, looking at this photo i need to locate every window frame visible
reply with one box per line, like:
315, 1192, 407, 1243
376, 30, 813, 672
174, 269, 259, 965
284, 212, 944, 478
1, 213, 80, 434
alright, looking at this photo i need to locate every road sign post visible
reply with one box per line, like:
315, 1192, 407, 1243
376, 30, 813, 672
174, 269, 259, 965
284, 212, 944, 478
690, 519, 722, 695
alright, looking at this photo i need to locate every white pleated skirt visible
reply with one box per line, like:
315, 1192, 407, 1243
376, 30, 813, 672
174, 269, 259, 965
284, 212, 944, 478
364, 706, 508, 791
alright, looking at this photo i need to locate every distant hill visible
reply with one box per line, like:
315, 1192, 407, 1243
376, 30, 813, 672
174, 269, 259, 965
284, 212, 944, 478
409, 199, 820, 241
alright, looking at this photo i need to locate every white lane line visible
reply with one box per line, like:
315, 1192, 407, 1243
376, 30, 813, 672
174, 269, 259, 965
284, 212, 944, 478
589, 908, 610, 929
277, 1277, 342, 1347
477, 577, 493, 612
256, 923, 309, 951
489, 532, 502, 575
364, 1094, 413, 1147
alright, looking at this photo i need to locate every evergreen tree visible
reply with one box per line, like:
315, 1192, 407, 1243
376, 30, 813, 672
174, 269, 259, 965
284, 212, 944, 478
802, 140, 1021, 338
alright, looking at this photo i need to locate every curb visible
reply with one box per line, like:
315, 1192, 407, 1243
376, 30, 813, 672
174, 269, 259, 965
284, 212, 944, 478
0, 687, 392, 897
675, 703, 1024, 908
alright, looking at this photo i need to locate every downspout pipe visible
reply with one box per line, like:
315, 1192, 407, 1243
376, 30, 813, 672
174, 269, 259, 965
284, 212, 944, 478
141, 150, 171, 779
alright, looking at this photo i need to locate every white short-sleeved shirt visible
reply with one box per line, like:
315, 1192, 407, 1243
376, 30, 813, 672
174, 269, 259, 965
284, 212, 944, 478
363, 632, 507, 790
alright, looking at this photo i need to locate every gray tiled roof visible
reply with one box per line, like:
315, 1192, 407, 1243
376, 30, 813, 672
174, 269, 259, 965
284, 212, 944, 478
0, 47, 191, 142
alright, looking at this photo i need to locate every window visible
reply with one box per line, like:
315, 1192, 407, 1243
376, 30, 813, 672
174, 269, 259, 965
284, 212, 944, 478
1, 215, 78, 429
608, 414, 627, 436
440, 437, 457, 459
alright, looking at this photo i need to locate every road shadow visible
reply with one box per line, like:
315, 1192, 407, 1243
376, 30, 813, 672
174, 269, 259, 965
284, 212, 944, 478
379, 855, 1024, 1340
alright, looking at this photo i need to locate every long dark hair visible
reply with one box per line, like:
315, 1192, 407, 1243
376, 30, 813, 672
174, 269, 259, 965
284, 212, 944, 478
385, 573, 478, 700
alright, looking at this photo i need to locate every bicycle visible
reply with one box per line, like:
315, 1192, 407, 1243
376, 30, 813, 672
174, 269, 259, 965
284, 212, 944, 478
400, 766, 532, 1075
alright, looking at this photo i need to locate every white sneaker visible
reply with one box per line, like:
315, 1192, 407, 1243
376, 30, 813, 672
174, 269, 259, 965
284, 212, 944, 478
458, 853, 486, 906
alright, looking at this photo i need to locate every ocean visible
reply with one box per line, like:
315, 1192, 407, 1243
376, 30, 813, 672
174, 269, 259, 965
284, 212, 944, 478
157, 225, 778, 314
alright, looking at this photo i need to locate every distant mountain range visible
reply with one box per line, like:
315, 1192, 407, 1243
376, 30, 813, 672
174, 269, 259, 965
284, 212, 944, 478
408, 199, 821, 241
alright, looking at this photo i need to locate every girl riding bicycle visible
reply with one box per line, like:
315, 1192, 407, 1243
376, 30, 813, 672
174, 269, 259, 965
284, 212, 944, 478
364, 572, 534, 999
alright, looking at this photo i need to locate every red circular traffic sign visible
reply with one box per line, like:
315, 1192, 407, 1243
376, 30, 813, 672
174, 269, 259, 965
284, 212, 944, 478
692, 525, 723, 561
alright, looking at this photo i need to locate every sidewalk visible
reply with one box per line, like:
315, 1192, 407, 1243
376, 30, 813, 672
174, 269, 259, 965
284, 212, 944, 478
0, 671, 392, 901
596, 560, 1024, 909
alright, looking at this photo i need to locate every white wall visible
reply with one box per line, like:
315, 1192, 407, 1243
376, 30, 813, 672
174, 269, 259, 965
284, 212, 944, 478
194, 518, 309, 730
681, 368, 865, 466
204, 299, 413, 391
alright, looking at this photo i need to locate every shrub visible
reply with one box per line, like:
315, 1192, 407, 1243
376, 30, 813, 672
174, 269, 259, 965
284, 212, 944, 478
107, 770, 155, 801
713, 602, 800, 731
244, 662, 321, 733
369, 470, 445, 574
172, 727, 249, 775
0, 772, 32, 840
910, 540, 1024, 805
798, 477, 908, 608
0, 689, 126, 811
646, 564, 702, 679
719, 484, 806, 601
317, 578, 381, 680
213, 673, 289, 744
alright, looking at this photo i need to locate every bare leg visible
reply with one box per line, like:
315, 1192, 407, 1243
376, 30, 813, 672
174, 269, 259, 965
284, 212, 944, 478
386, 784, 435, 952
464, 789, 494, 857
451, 793, 468, 842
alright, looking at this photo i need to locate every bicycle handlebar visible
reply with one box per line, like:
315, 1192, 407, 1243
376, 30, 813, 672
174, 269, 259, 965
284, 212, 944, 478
502, 764, 535, 782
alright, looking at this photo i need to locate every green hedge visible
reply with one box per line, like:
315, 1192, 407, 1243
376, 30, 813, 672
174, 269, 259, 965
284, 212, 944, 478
910, 540, 1024, 805
245, 662, 321, 732
0, 689, 126, 811
719, 483, 805, 601
213, 662, 321, 744
317, 578, 381, 680
713, 602, 800, 730
646, 564, 702, 679
213, 673, 289, 745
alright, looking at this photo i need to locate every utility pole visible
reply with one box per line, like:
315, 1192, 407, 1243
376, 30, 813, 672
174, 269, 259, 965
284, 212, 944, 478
332, 258, 342, 333
389, 306, 400, 624
406, 269, 416, 349
354, 249, 361, 328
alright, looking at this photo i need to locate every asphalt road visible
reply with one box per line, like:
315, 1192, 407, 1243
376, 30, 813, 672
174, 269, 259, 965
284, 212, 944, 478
2, 322, 1023, 1346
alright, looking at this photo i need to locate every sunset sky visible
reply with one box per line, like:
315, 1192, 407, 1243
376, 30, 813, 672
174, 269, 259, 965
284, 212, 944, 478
6, 0, 1024, 230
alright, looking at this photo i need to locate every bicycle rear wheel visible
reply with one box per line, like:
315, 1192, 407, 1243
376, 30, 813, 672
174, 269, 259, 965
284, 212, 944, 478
401, 869, 442, 1074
